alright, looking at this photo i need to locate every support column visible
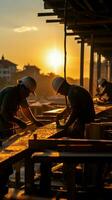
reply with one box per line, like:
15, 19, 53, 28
89, 34, 94, 96
80, 39, 84, 86
97, 53, 101, 83
109, 59, 112, 82
104, 59, 109, 80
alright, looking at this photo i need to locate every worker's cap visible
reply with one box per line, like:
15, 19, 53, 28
52, 77, 65, 93
18, 76, 37, 95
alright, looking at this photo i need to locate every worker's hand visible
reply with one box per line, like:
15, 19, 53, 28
17, 120, 27, 129
56, 124, 65, 129
56, 119, 65, 129
34, 120, 43, 127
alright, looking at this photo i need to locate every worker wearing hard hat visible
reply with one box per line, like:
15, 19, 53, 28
0, 76, 43, 197
0, 76, 43, 139
96, 78, 112, 103
52, 76, 95, 138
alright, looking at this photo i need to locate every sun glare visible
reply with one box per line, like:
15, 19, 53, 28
47, 49, 64, 73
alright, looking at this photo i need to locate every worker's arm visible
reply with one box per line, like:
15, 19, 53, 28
96, 88, 109, 102
58, 106, 70, 118
0, 92, 27, 129
20, 105, 43, 127
97, 86, 106, 97
57, 107, 77, 129
56, 107, 70, 128
65, 108, 77, 127
12, 117, 27, 129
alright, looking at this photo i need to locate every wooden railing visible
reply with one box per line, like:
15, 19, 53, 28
25, 138, 112, 199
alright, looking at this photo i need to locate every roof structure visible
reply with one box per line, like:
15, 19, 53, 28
0, 55, 17, 68
38, 0, 112, 95
39, 0, 112, 60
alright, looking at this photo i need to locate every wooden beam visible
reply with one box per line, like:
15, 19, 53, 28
109, 59, 112, 81
46, 19, 63, 23
66, 32, 76, 36
97, 53, 101, 81
89, 34, 94, 96
86, 39, 112, 44
94, 47, 112, 51
67, 28, 112, 36
45, 17, 112, 26
38, 12, 57, 17
75, 19, 112, 25
77, 40, 84, 43
46, 18, 112, 26
80, 39, 84, 86
75, 36, 80, 40
89, 38, 112, 44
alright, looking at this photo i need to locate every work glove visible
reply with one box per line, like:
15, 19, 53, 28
17, 120, 27, 129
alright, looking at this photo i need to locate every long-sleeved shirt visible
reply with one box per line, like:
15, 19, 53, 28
65, 85, 95, 127
0, 85, 28, 138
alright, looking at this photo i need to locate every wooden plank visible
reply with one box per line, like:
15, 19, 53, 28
28, 138, 112, 158
32, 151, 112, 162
0, 123, 63, 167
38, 12, 56, 16
30, 147, 112, 198
94, 104, 112, 115
43, 102, 112, 118
43, 108, 65, 116
29, 138, 112, 147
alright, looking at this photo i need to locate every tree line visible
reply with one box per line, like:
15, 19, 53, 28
0, 64, 89, 99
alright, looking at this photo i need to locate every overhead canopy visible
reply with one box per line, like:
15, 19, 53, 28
39, 0, 112, 60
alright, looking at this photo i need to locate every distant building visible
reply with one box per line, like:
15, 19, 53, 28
23, 64, 40, 81
0, 55, 17, 81
15, 64, 40, 83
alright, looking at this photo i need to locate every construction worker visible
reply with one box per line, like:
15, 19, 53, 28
52, 76, 95, 138
0, 76, 43, 197
96, 78, 112, 103
0, 76, 43, 140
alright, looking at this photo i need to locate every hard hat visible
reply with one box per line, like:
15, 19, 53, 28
52, 77, 65, 92
19, 76, 37, 94
98, 78, 107, 87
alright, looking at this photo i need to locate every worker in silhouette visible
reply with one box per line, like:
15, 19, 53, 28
0, 76, 43, 139
0, 76, 43, 197
52, 77, 97, 193
96, 78, 112, 103
52, 76, 95, 138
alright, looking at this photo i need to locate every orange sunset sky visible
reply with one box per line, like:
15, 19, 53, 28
0, 0, 91, 79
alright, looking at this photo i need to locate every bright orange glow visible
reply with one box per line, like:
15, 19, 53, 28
46, 49, 64, 73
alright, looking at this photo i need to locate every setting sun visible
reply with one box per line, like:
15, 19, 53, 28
46, 49, 64, 73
